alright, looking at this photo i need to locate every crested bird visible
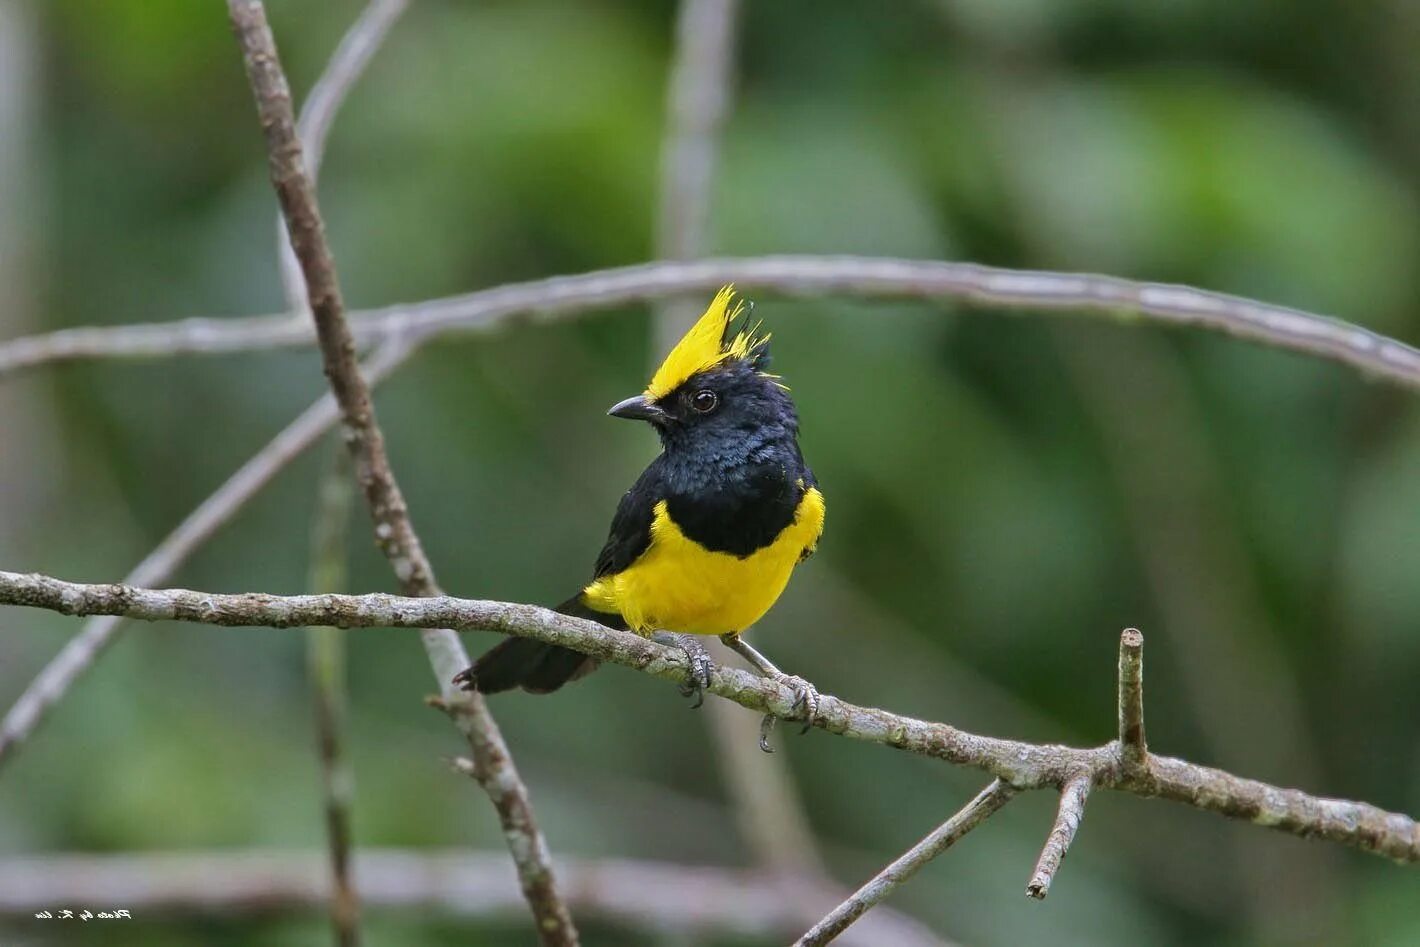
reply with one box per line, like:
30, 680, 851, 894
454, 287, 824, 746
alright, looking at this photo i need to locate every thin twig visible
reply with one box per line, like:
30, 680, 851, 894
1117, 628, 1146, 776
1026, 774, 1093, 899
278, 0, 409, 310
307, 450, 360, 947
3, 257, 1419, 392
0, 849, 950, 947
225, 3, 576, 943
4, 572, 1418, 866
795, 780, 1016, 946
0, 340, 412, 770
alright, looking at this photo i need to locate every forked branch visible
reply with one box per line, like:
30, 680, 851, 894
10, 575, 1413, 942
2, 571, 1416, 874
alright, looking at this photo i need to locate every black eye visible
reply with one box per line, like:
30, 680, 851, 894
690, 389, 719, 414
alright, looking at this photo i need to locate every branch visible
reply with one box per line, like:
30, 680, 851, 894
1, 256, 1417, 391
225, 3, 576, 943
1025, 773, 1092, 899
0, 849, 949, 947
1117, 627, 1147, 775
796, 780, 1016, 946
3, 572, 1417, 869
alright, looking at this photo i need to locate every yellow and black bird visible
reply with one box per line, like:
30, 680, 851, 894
454, 287, 825, 729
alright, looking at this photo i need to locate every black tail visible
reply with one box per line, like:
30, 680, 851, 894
454, 595, 624, 695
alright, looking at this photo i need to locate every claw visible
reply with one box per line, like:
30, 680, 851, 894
784, 674, 821, 734
652, 632, 714, 708
716, 633, 821, 751
758, 672, 820, 752
451, 666, 475, 691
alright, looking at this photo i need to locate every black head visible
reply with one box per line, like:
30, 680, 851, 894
607, 356, 799, 456
607, 287, 802, 466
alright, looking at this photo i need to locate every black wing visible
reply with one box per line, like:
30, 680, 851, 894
591, 457, 665, 579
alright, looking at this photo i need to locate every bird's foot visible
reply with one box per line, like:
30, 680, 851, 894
757, 672, 820, 753
715, 632, 821, 752
652, 632, 714, 708
451, 666, 475, 691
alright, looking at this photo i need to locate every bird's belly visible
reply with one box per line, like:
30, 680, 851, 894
585, 490, 824, 635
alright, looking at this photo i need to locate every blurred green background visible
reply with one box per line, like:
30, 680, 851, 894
2, 0, 1419, 944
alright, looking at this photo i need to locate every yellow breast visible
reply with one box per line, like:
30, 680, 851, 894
583, 487, 825, 635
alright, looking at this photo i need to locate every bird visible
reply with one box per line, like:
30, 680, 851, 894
453, 286, 825, 742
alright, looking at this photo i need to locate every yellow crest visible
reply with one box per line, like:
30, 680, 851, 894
645, 286, 770, 400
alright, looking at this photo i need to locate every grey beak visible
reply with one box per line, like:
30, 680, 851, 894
607, 394, 666, 423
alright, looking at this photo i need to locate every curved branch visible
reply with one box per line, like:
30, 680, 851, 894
2, 571, 1416, 867
0, 256, 1416, 390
